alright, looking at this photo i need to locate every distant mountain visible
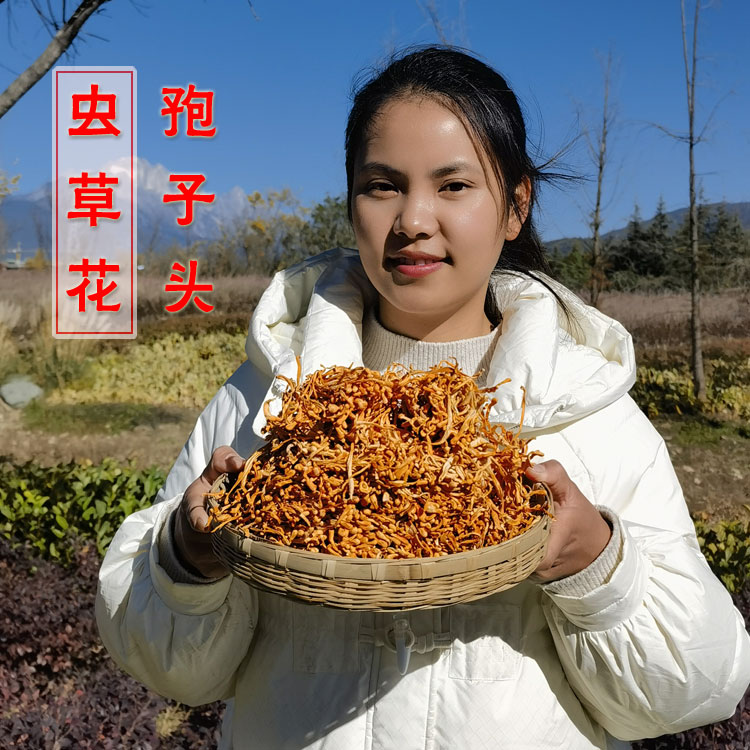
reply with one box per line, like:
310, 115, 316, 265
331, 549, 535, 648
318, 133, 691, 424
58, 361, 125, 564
544, 201, 750, 256
2, 167, 748, 263
0, 158, 255, 260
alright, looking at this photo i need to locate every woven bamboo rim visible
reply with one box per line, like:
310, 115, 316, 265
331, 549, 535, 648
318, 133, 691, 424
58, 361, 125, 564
207, 474, 552, 611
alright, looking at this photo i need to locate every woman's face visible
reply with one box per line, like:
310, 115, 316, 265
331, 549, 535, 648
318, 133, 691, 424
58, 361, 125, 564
351, 96, 526, 341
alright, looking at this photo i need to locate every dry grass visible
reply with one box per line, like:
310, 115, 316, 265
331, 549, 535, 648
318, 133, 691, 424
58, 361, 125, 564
0, 268, 270, 389
137, 272, 269, 318
2, 268, 747, 366
597, 289, 750, 363
0, 270, 48, 337
0, 269, 270, 337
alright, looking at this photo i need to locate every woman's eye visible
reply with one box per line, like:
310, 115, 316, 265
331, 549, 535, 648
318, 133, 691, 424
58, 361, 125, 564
442, 182, 468, 193
368, 182, 396, 193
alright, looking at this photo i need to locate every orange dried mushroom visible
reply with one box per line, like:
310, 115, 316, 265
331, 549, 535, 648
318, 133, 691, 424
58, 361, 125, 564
207, 360, 547, 559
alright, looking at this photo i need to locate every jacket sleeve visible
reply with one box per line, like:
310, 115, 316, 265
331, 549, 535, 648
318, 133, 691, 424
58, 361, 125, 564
540, 395, 750, 741
95, 362, 265, 706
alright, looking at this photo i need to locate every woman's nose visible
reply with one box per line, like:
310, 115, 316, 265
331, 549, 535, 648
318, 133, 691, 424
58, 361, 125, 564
393, 193, 438, 238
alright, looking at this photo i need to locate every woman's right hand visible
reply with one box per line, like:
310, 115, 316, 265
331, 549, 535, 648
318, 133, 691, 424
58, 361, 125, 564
173, 445, 245, 579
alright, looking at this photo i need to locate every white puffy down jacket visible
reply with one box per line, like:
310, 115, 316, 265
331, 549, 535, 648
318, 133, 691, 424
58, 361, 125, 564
96, 248, 750, 749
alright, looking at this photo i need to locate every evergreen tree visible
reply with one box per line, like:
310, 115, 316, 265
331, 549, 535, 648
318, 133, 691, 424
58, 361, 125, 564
702, 203, 750, 290
549, 242, 591, 291
645, 197, 673, 276
674, 202, 710, 291
300, 194, 357, 256
608, 205, 651, 289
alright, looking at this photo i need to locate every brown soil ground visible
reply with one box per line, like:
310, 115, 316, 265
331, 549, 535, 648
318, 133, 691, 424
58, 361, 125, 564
1, 399, 747, 523
655, 417, 750, 521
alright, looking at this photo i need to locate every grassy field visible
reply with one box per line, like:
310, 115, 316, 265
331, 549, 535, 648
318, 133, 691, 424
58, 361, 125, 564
1, 268, 748, 747
1, 268, 748, 520
599, 289, 750, 362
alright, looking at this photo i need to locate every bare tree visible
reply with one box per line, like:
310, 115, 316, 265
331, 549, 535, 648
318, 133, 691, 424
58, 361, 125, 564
0, 170, 20, 255
0, 1, 261, 119
0, 0, 113, 119
417, 0, 469, 47
0, 170, 20, 201
648, 1, 715, 401
681, 0, 707, 401
31, 206, 50, 260
584, 50, 617, 308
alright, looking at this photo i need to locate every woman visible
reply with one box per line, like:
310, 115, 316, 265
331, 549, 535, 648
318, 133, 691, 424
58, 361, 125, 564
96, 46, 750, 749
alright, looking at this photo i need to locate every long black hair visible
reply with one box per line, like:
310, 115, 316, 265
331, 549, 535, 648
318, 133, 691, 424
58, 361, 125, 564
345, 45, 570, 326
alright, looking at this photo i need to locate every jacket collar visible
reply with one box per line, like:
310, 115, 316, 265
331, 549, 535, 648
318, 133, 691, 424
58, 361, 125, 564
248, 247, 635, 437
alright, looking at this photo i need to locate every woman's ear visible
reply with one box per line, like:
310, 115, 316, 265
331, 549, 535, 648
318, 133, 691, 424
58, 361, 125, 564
505, 176, 531, 241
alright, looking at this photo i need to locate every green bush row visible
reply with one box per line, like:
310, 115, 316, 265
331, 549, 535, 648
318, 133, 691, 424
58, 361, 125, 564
31, 324, 747, 419
47, 330, 247, 408
630, 357, 750, 420
1, 458, 748, 596
0, 457, 165, 564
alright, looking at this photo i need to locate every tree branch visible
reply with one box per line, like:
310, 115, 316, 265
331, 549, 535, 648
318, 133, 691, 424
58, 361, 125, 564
245, 0, 260, 21
0, 0, 111, 119
417, 0, 450, 45
645, 120, 690, 142
681, 0, 692, 116
696, 90, 731, 143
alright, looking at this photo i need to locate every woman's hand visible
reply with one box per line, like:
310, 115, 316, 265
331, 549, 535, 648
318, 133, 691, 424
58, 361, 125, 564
526, 460, 612, 583
173, 445, 245, 579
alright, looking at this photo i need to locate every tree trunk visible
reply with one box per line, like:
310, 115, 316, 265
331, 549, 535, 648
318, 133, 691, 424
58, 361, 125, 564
688, 140, 706, 401
589, 97, 607, 308
590, 143, 604, 307
588, 51, 614, 309
0, 0, 111, 120
683, 0, 707, 401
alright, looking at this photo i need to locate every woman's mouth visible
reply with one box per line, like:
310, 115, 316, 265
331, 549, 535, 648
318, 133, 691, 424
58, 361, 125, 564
386, 256, 448, 278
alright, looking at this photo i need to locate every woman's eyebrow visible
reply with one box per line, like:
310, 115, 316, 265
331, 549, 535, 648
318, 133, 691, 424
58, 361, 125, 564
359, 160, 479, 178
431, 161, 479, 178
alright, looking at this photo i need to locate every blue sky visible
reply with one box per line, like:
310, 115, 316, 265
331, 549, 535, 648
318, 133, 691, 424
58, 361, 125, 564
1, 0, 748, 240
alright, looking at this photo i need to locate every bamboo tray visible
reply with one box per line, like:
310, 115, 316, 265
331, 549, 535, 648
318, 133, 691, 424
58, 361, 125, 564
207, 474, 551, 611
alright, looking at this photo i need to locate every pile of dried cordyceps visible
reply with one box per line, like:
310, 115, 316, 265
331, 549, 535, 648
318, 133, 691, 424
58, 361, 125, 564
208, 361, 547, 558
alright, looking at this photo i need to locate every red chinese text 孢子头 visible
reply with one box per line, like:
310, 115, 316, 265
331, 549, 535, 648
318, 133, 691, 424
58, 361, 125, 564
162, 174, 215, 226
164, 260, 214, 313
161, 84, 216, 137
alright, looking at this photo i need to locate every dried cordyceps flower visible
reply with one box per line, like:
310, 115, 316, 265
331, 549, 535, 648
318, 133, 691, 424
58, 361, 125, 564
207, 360, 547, 558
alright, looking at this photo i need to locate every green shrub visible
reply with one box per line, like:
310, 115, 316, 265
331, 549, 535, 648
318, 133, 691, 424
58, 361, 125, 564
0, 457, 165, 564
48, 330, 247, 408
2, 456, 749, 600
631, 366, 697, 418
631, 357, 750, 419
694, 518, 750, 594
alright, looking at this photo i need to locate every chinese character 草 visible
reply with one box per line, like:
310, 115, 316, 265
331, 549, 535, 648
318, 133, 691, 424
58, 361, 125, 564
67, 171, 121, 227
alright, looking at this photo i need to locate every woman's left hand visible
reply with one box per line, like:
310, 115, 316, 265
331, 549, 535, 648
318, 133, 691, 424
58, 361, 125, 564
526, 460, 613, 583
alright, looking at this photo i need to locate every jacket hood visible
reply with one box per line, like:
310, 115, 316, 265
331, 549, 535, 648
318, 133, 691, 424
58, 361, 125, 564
246, 247, 635, 437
